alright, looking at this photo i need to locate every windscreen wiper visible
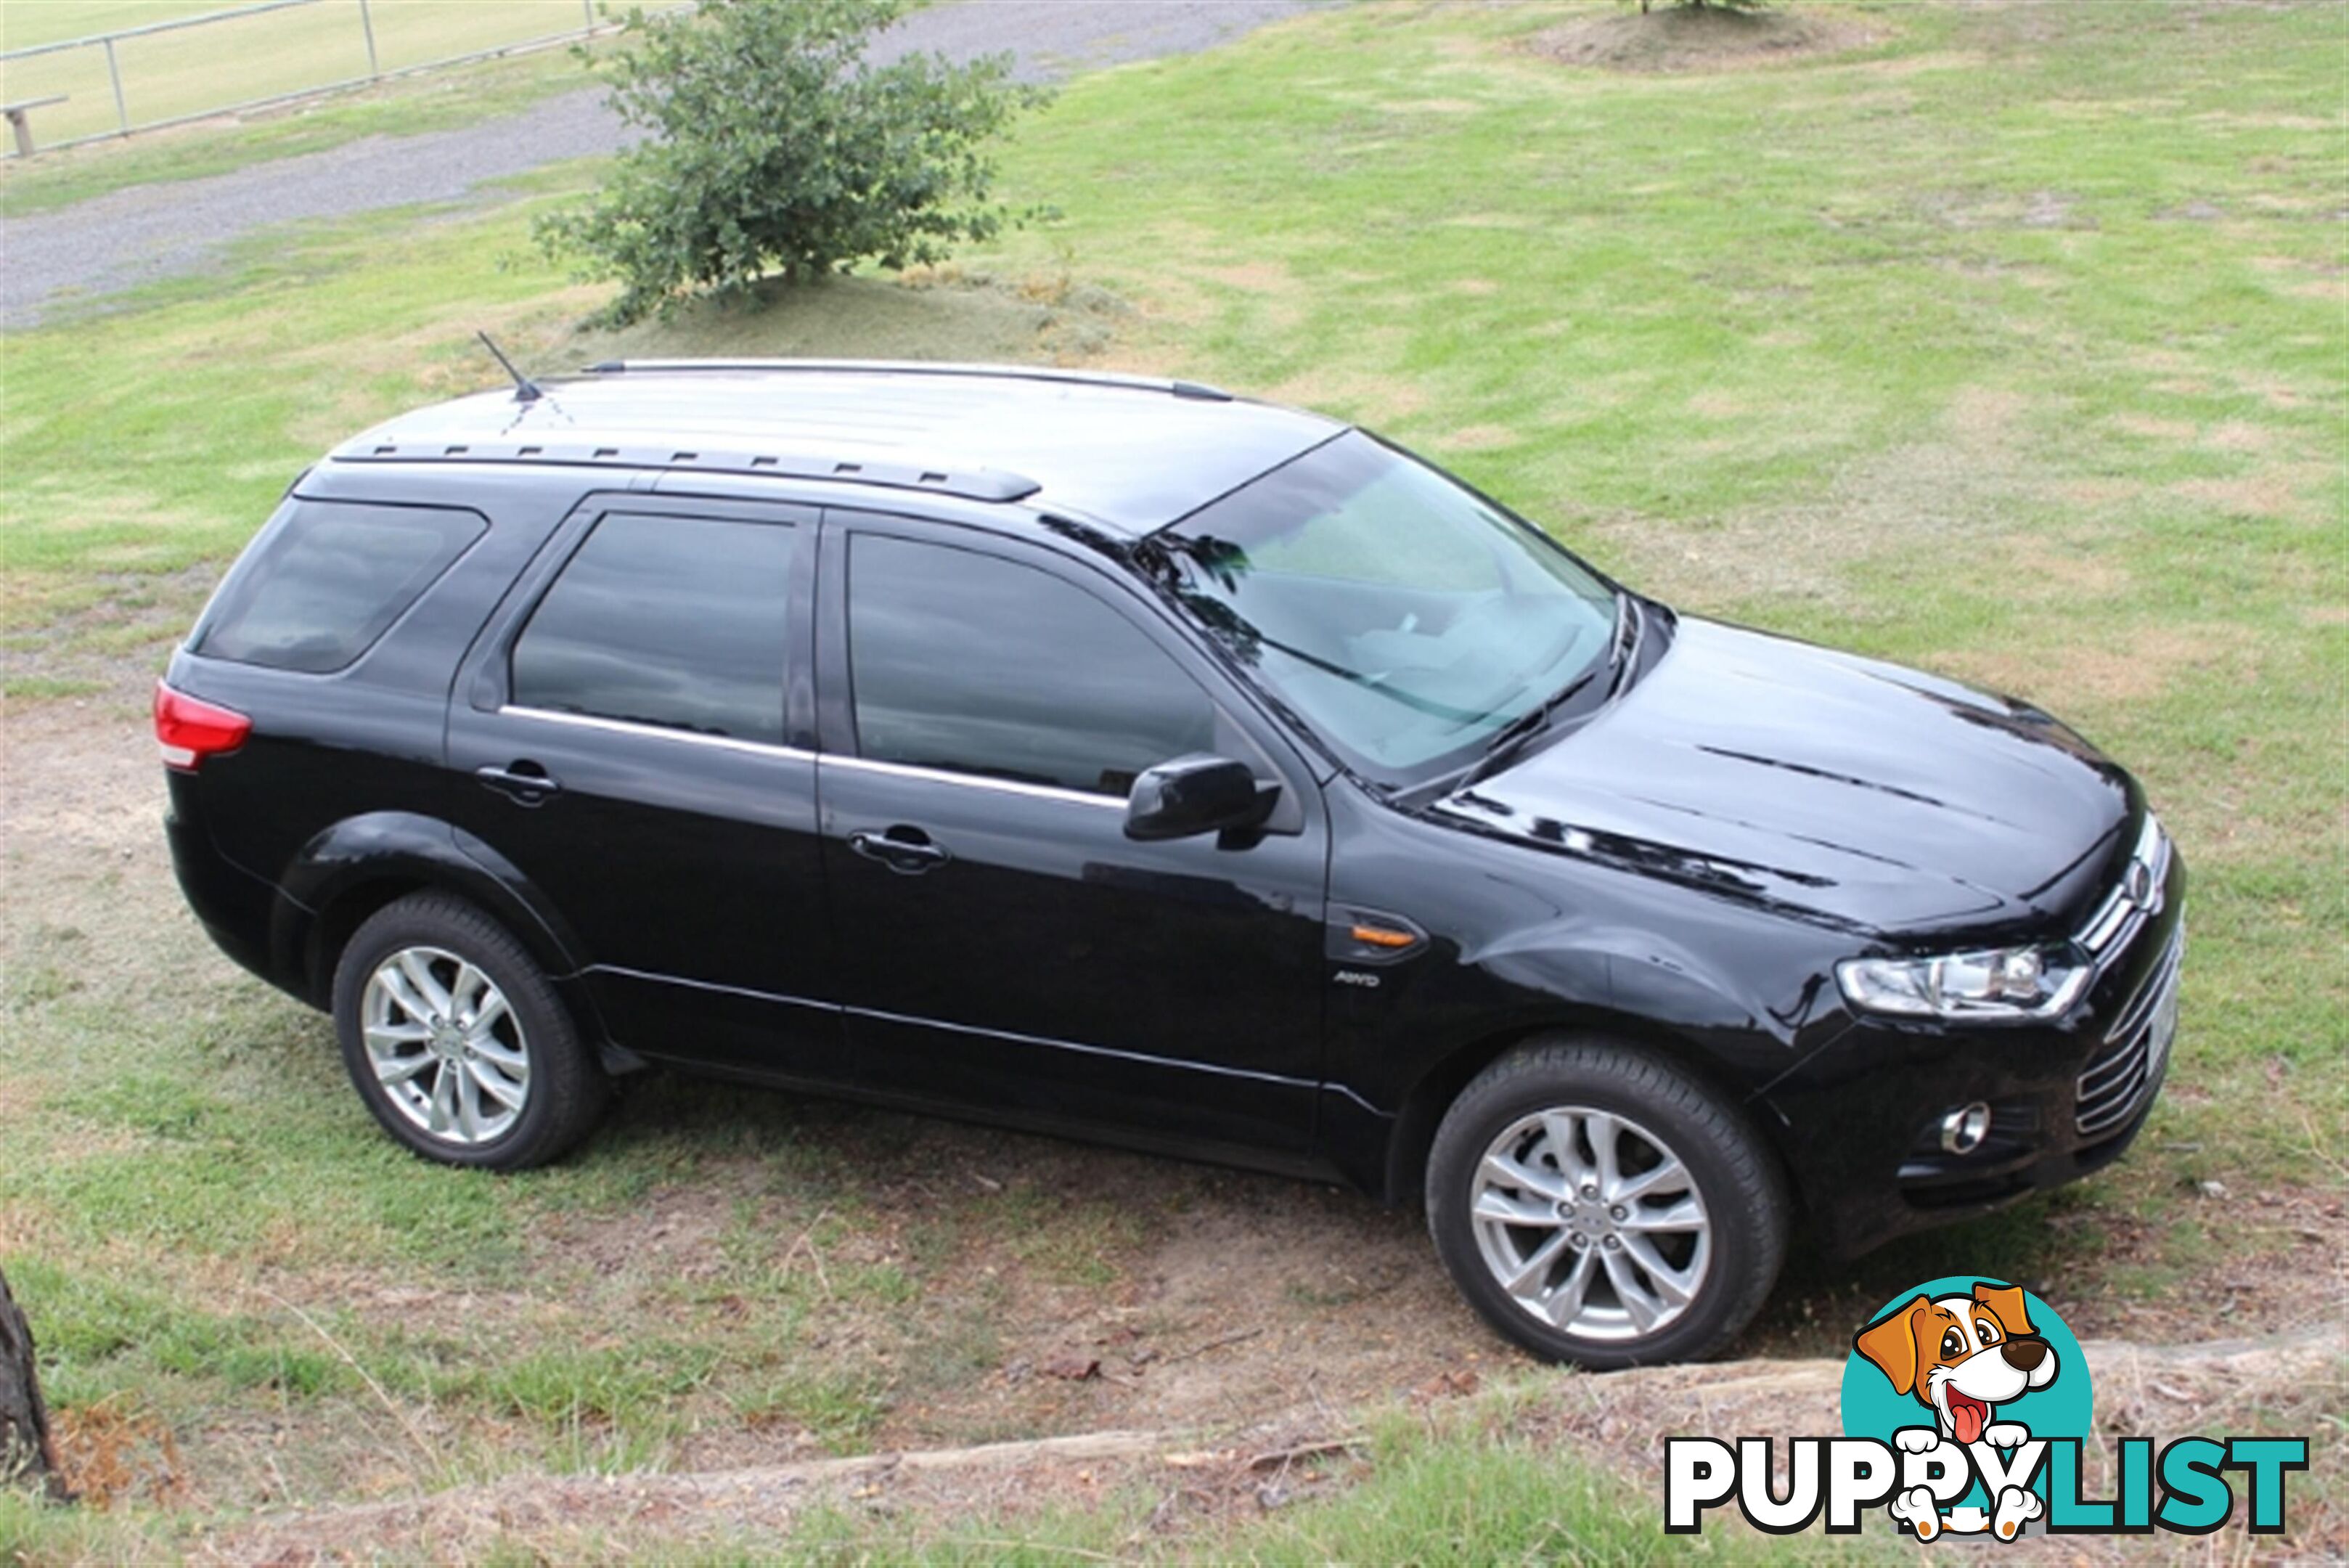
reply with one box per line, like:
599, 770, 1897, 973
1458, 666, 1601, 788
1248, 629, 1495, 724
1454, 596, 1632, 789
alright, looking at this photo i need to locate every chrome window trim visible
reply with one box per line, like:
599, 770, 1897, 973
499, 706, 1149, 809
499, 704, 813, 761
820, 752, 1126, 811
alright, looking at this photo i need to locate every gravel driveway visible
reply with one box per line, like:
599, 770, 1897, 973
0, 0, 1318, 330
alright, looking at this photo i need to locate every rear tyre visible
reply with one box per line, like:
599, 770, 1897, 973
332, 892, 608, 1169
1425, 1036, 1786, 1368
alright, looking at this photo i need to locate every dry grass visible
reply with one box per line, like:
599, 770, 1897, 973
1526, 4, 1893, 75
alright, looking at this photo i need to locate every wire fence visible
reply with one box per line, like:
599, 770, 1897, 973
0, 0, 675, 156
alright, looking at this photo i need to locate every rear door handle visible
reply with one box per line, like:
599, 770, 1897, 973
848, 827, 950, 875
476, 762, 560, 805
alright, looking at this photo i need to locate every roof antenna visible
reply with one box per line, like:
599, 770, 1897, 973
477, 330, 544, 404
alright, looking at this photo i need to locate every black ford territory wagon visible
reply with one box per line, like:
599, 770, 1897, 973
161, 362, 2183, 1365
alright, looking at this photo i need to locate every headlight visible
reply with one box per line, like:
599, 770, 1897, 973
1836, 944, 2090, 1021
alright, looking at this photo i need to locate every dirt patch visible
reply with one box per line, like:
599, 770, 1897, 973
1181, 258, 1312, 337
1686, 388, 1752, 418
2049, 478, 2147, 507
1856, 49, 1988, 79
1438, 424, 1519, 452
1946, 384, 2030, 444
2004, 536, 2131, 599
1936, 620, 2255, 707
2203, 420, 2277, 454
1526, 5, 1890, 75
2112, 413, 2200, 442
1260, 362, 1427, 425
561, 271, 1133, 380
2169, 466, 2330, 524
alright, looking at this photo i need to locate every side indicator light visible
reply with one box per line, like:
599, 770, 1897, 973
1351, 924, 1417, 949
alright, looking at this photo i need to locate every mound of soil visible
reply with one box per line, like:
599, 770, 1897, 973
1528, 4, 1889, 74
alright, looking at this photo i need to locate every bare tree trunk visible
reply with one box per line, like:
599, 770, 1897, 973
0, 1266, 68, 1502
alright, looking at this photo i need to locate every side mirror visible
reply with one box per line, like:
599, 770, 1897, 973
1125, 754, 1277, 841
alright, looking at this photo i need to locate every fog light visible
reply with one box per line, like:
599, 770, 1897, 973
1940, 1102, 1993, 1155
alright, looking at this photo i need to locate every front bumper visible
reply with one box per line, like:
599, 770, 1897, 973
1769, 855, 2186, 1259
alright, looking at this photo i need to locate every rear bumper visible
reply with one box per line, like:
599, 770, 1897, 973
1771, 864, 2186, 1259
165, 785, 307, 1002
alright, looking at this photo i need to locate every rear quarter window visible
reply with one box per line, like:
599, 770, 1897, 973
195, 498, 486, 674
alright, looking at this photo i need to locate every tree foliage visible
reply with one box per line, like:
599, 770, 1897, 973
537, 0, 1046, 326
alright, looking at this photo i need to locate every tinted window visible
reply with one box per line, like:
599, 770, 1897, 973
196, 499, 485, 673
511, 513, 795, 744
849, 534, 1216, 796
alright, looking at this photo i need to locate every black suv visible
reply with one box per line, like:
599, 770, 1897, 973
160, 362, 2183, 1365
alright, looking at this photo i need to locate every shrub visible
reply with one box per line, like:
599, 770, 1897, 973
537, 0, 1047, 326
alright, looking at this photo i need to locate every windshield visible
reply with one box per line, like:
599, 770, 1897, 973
1154, 431, 1619, 786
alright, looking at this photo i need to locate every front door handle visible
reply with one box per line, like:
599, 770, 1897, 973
476, 761, 560, 805
848, 827, 950, 875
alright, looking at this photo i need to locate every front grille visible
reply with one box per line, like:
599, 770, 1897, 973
2077, 814, 2173, 977
2076, 928, 2183, 1139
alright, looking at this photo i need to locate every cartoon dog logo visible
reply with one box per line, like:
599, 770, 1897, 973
1853, 1281, 2059, 1541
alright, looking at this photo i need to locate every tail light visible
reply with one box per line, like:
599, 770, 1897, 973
154, 681, 251, 771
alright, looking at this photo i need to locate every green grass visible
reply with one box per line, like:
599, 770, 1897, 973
0, 0, 2344, 1556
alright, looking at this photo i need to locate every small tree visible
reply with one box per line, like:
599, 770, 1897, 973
538, 0, 1045, 327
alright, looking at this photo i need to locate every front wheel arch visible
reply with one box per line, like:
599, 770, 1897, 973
1381, 1011, 1786, 1210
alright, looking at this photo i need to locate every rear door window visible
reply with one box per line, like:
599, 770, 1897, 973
510, 512, 797, 746
195, 499, 486, 673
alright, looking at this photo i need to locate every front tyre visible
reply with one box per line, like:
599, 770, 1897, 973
332, 892, 608, 1169
1426, 1037, 1786, 1368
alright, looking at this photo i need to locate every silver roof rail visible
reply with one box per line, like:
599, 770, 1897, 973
578, 358, 1235, 402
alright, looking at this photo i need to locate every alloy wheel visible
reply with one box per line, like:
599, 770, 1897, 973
1469, 1105, 1712, 1342
359, 944, 531, 1146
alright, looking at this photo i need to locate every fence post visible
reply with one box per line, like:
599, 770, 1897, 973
103, 36, 128, 134
582, 0, 596, 30
359, 0, 380, 78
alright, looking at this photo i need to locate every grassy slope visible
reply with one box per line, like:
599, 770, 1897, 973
0, 0, 2343, 1558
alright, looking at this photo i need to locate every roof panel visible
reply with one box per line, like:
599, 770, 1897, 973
327, 363, 1345, 531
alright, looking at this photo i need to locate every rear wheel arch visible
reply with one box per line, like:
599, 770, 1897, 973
304, 875, 427, 1007
285, 823, 586, 1011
